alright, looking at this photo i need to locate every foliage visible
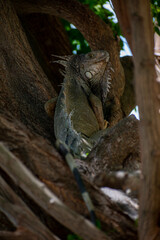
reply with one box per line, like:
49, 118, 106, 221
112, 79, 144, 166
96, 219, 102, 229
67, 233, 82, 240
61, 19, 91, 54
79, 0, 121, 36
151, 0, 160, 35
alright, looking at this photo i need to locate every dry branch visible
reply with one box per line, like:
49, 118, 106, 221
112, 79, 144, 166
0, 177, 59, 240
0, 230, 54, 240
0, 143, 109, 240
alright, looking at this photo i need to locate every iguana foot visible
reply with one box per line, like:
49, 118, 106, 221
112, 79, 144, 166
104, 120, 108, 129
44, 97, 58, 118
89, 93, 106, 130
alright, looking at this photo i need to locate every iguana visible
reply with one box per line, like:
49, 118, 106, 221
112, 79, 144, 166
45, 50, 112, 157
45, 51, 112, 226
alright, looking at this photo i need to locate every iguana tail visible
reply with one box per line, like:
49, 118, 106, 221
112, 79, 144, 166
56, 140, 97, 226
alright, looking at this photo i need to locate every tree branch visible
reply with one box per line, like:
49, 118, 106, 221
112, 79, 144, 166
0, 177, 60, 240
0, 0, 56, 141
86, 115, 140, 174
13, 0, 116, 51
0, 143, 109, 240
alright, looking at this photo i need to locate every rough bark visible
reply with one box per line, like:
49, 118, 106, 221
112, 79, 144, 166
0, 0, 56, 141
112, 0, 132, 52
112, 0, 160, 239
0, 175, 59, 240
20, 14, 72, 93
130, 2, 160, 240
0, 111, 137, 240
87, 115, 140, 174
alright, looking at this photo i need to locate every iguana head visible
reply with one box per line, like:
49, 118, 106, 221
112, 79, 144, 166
78, 51, 109, 83
53, 50, 112, 102
78, 51, 112, 102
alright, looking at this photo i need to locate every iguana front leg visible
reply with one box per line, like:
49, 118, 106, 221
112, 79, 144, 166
89, 93, 108, 130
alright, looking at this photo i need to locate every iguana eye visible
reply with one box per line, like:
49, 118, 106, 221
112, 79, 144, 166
85, 71, 92, 79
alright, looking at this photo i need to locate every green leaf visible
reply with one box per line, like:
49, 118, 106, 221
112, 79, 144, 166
155, 25, 160, 35
67, 234, 82, 240
134, 219, 139, 227
96, 219, 101, 229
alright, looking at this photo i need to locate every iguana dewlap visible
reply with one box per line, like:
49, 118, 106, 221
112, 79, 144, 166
46, 51, 112, 156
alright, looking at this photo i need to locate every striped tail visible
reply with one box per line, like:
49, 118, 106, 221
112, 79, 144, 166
56, 140, 97, 226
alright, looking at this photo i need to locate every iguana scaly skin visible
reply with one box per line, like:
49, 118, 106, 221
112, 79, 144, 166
46, 51, 112, 156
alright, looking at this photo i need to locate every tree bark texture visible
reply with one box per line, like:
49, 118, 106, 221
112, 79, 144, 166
87, 115, 140, 174
0, 174, 59, 240
130, 2, 160, 240
20, 14, 72, 93
0, 0, 56, 141
112, 0, 160, 239
111, 0, 133, 52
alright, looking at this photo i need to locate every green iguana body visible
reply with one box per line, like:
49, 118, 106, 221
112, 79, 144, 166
47, 51, 112, 156
45, 51, 112, 224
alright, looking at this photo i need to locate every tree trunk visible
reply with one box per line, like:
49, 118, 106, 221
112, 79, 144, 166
130, 2, 160, 239
112, 0, 160, 239
0, 0, 56, 141
20, 14, 72, 92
